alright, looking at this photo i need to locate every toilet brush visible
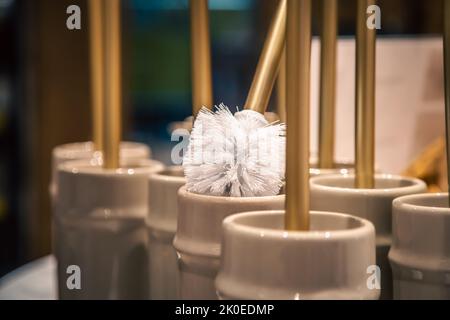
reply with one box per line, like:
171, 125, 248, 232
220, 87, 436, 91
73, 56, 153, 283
183, 0, 286, 197
444, 0, 450, 203
88, 0, 104, 151
318, 0, 337, 169
102, 0, 121, 169
285, 0, 311, 230
355, 0, 376, 188
190, 0, 213, 116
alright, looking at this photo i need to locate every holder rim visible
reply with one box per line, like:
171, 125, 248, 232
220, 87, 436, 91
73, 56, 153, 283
59, 158, 164, 177
393, 192, 450, 215
179, 185, 285, 202
223, 210, 374, 241
310, 173, 426, 195
149, 165, 186, 184
52, 140, 150, 160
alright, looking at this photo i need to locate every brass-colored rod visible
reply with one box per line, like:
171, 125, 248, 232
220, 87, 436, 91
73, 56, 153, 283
88, 0, 104, 152
102, 0, 121, 169
355, 0, 376, 188
245, 0, 286, 114
318, 0, 337, 169
190, 0, 213, 116
444, 0, 450, 203
285, 0, 311, 231
276, 47, 286, 123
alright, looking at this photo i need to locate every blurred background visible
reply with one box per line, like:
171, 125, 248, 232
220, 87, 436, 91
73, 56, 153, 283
0, 0, 447, 277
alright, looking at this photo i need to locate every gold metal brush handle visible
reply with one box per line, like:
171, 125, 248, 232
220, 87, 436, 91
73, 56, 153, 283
88, 0, 104, 151
355, 0, 376, 188
318, 0, 338, 169
285, 0, 311, 231
276, 48, 286, 123
190, 0, 213, 116
103, 0, 122, 169
245, 0, 286, 114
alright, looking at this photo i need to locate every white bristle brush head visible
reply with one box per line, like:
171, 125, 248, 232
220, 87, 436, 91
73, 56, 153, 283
183, 104, 285, 197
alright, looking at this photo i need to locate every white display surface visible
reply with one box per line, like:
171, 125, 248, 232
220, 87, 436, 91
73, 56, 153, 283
0, 256, 56, 300
309, 37, 444, 174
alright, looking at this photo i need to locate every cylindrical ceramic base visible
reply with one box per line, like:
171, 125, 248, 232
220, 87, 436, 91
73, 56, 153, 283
147, 166, 185, 300
173, 187, 284, 299
50, 141, 151, 202
389, 193, 450, 300
216, 210, 378, 300
54, 158, 164, 300
310, 174, 427, 299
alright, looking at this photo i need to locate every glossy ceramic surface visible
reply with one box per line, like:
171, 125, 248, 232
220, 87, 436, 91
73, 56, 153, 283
389, 193, 450, 300
50, 141, 151, 201
310, 174, 427, 299
54, 158, 164, 300
147, 166, 185, 299
216, 210, 378, 300
173, 187, 284, 299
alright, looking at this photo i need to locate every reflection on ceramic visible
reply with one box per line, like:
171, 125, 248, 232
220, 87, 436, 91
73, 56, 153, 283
50, 141, 151, 202
309, 160, 354, 176
173, 187, 284, 299
147, 166, 185, 300
389, 193, 450, 300
54, 158, 164, 300
216, 210, 378, 300
168, 116, 194, 133
310, 174, 427, 299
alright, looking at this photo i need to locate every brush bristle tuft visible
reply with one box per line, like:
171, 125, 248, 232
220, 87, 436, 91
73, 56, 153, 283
183, 104, 285, 197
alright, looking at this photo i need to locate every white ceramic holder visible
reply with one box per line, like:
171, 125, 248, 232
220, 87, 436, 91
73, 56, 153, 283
50, 141, 151, 202
310, 173, 427, 299
215, 210, 378, 300
173, 187, 284, 299
147, 166, 185, 299
54, 158, 164, 299
389, 193, 450, 300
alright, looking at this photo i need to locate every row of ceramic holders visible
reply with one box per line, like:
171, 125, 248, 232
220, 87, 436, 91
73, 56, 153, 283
51, 0, 450, 300
51, 142, 450, 300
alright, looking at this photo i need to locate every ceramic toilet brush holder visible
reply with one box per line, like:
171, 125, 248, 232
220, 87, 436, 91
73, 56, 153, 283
50, 141, 151, 202
147, 166, 186, 299
310, 173, 427, 299
389, 193, 450, 300
54, 158, 164, 299
215, 210, 378, 300
173, 187, 284, 299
